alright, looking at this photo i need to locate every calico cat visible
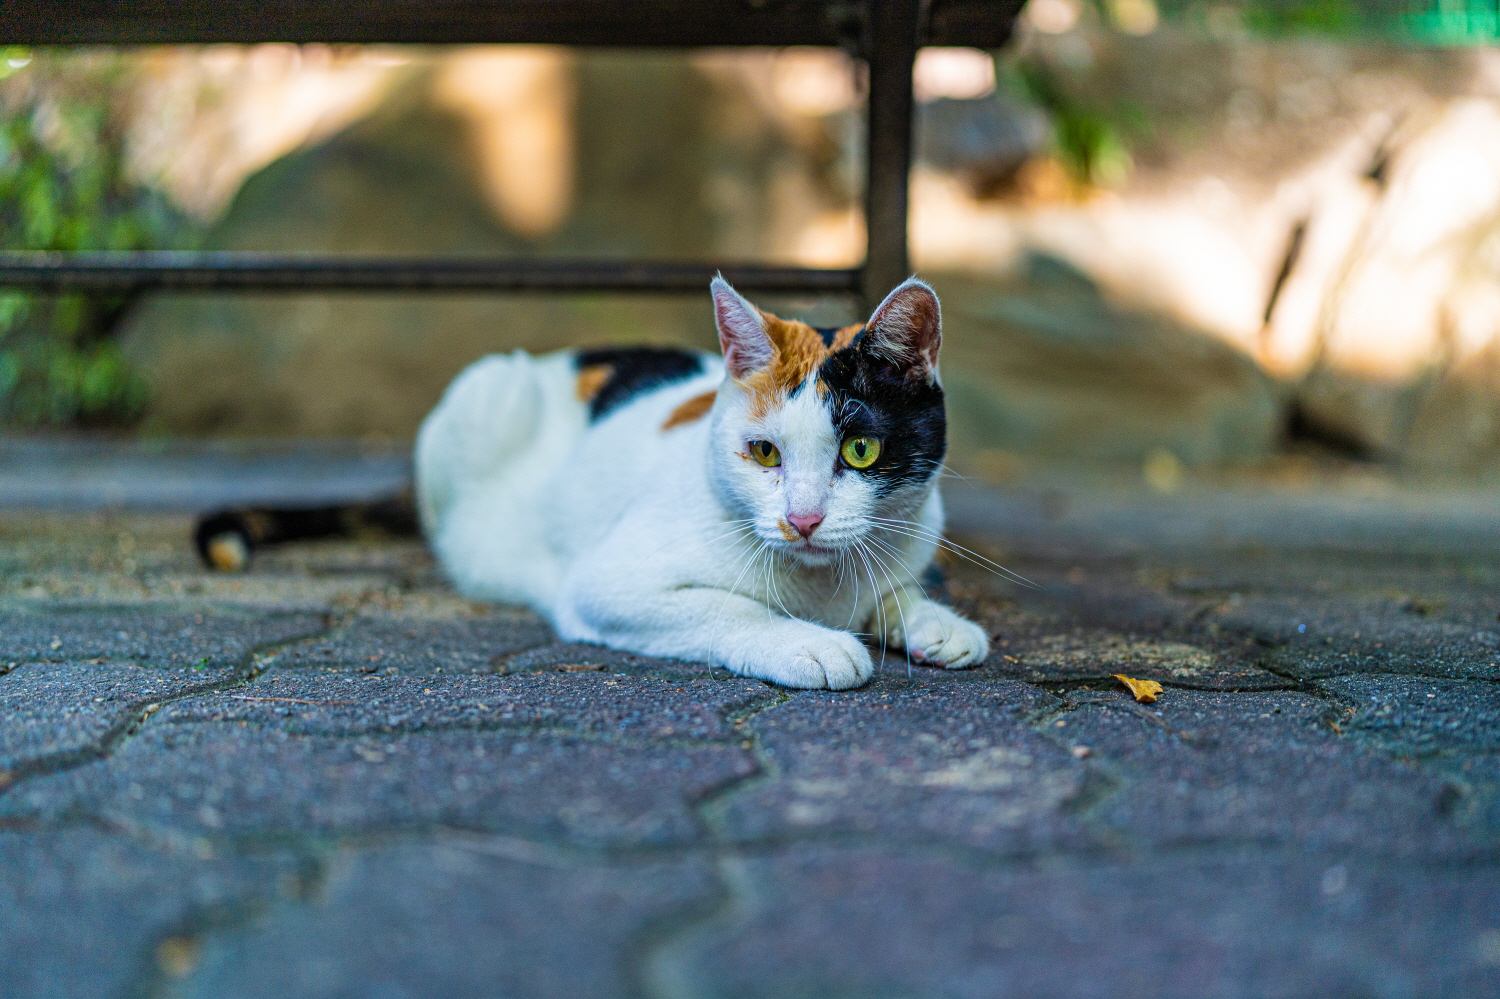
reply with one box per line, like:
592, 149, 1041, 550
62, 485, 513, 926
415, 277, 988, 689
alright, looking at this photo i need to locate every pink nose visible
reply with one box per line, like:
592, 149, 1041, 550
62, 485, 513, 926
787, 512, 824, 538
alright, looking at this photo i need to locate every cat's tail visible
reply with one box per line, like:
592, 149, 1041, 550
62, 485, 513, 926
413, 349, 584, 604
194, 495, 418, 572
194, 351, 580, 574
414, 349, 583, 536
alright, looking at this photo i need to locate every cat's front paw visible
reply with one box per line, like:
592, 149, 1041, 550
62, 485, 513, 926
886, 599, 989, 670
757, 626, 874, 690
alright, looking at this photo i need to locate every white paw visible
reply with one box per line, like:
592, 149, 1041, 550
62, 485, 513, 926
754, 626, 874, 690
886, 600, 990, 670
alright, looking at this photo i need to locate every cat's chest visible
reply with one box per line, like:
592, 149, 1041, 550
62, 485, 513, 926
716, 551, 886, 629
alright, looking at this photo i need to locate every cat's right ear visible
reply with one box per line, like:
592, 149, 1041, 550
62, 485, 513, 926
712, 276, 774, 379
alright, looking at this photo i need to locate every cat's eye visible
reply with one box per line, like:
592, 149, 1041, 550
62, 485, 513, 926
840, 436, 881, 469
748, 440, 782, 467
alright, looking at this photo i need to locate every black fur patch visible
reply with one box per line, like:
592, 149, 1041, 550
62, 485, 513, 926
813, 326, 840, 348
816, 342, 945, 497
575, 347, 705, 421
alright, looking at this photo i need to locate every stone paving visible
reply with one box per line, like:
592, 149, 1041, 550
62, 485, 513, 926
4, 477, 1500, 997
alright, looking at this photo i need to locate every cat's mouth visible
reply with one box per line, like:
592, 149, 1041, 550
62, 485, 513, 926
785, 537, 841, 562
762, 521, 849, 561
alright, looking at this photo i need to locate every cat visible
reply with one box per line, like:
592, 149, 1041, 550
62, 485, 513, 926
414, 276, 989, 689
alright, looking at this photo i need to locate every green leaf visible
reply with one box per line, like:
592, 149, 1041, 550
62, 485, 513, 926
0, 49, 194, 427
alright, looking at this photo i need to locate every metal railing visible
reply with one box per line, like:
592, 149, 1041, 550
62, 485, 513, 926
0, 253, 862, 295
0, 0, 1024, 308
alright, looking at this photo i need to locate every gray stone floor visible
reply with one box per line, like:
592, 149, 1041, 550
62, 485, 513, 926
4, 472, 1500, 998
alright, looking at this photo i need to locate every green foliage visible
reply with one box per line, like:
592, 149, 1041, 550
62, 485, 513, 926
1240, 0, 1363, 34
1156, 0, 1500, 43
1007, 58, 1148, 189
1151, 0, 1368, 36
0, 49, 181, 427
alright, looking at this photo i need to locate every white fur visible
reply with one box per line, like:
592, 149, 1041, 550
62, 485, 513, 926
416, 290, 989, 690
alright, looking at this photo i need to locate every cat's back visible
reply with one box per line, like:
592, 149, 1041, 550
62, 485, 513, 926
570, 346, 720, 428
419, 346, 717, 505
416, 345, 721, 603
544, 346, 726, 550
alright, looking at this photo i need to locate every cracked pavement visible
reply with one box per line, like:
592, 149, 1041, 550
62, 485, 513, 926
4, 477, 1500, 997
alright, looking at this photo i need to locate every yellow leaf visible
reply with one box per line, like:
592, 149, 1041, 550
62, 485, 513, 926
1113, 674, 1163, 703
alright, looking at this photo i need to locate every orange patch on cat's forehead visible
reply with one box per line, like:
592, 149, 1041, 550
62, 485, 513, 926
739, 315, 862, 417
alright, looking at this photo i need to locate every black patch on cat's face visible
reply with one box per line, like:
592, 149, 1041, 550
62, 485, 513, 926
576, 347, 705, 421
813, 326, 840, 348
816, 337, 945, 497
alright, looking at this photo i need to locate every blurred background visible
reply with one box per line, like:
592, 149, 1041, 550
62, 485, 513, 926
6, 0, 1500, 493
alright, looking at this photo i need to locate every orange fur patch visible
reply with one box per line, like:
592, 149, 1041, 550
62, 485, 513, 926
661, 390, 716, 430
740, 316, 863, 418
575, 364, 613, 402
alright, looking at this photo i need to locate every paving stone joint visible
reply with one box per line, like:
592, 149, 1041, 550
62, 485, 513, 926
3, 489, 1500, 997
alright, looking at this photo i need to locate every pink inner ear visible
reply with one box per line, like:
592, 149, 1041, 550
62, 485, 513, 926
712, 277, 774, 378
866, 278, 941, 372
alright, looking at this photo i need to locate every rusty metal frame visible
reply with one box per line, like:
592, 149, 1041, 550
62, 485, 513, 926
0, 0, 1024, 307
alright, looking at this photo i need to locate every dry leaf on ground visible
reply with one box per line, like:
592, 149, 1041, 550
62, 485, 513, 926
1113, 674, 1164, 703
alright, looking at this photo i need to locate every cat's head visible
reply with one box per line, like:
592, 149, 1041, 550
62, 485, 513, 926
707, 276, 946, 565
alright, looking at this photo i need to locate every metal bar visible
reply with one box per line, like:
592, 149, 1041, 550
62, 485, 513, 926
0, 2, 1025, 306
927, 0, 1028, 49
861, 0, 920, 307
0, 0, 1018, 48
0, 253, 861, 295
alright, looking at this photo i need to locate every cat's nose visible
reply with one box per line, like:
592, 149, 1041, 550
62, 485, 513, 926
787, 512, 824, 538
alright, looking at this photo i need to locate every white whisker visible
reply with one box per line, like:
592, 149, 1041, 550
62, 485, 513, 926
630, 518, 756, 573
911, 456, 973, 485
706, 534, 770, 666
869, 517, 1038, 589
864, 532, 923, 586
852, 539, 897, 672
859, 538, 915, 677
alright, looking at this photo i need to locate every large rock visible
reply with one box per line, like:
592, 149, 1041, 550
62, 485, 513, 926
936, 257, 1284, 468
118, 52, 1283, 469
118, 54, 837, 439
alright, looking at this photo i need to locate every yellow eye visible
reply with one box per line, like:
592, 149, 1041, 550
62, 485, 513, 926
749, 440, 782, 467
841, 436, 881, 469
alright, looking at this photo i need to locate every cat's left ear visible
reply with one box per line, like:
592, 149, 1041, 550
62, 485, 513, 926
711, 276, 774, 379
861, 277, 941, 382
